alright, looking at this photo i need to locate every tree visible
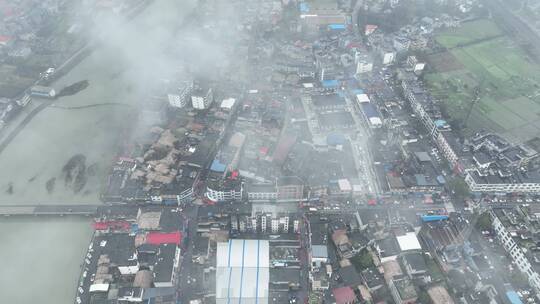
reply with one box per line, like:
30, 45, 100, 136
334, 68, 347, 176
417, 289, 433, 304
475, 212, 492, 231
350, 248, 374, 271
448, 177, 470, 200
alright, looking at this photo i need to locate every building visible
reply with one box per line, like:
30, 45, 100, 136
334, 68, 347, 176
427, 285, 454, 304
465, 169, 540, 193
191, 85, 213, 110
277, 176, 304, 201
400, 252, 428, 280
309, 217, 329, 268
463, 132, 540, 194
490, 209, 540, 293
206, 185, 243, 202
247, 183, 278, 201
311, 94, 347, 111
396, 232, 422, 252
380, 49, 396, 65
401, 76, 464, 172
389, 276, 418, 304
360, 102, 382, 129
30, 85, 56, 98
332, 286, 357, 304
406, 56, 425, 74
168, 80, 193, 108
216, 239, 270, 304
299, 1, 347, 29
153, 244, 182, 288
355, 53, 373, 75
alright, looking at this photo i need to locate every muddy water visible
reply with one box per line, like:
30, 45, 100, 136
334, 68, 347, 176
0, 0, 196, 302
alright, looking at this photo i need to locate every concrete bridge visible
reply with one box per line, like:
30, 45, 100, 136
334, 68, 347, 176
0, 204, 101, 216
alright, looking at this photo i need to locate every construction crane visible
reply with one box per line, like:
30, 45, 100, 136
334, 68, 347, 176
463, 77, 486, 128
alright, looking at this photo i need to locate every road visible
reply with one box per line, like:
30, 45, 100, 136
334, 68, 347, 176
178, 204, 200, 303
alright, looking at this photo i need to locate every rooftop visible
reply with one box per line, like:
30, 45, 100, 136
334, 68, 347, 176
332, 286, 356, 304
216, 239, 270, 304
396, 232, 422, 252
392, 276, 417, 301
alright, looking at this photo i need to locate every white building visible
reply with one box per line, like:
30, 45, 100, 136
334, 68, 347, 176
192, 87, 213, 110
396, 232, 422, 252
30, 86, 56, 98
206, 186, 243, 202
355, 52, 374, 75
490, 210, 540, 292
465, 170, 540, 193
168, 81, 193, 108
382, 51, 396, 65
220, 98, 236, 112
356, 60, 373, 75
216, 240, 270, 304
356, 94, 370, 105
407, 56, 426, 74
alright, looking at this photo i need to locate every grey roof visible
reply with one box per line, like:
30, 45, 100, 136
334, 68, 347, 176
311, 94, 346, 107
339, 265, 363, 287
362, 267, 384, 289
414, 152, 431, 162
142, 287, 176, 300
311, 245, 329, 259
249, 183, 277, 193
153, 244, 177, 283
401, 252, 428, 273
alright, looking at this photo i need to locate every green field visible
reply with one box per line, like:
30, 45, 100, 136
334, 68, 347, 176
427, 19, 540, 141
435, 19, 503, 48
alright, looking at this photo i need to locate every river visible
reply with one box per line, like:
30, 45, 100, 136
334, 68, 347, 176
0, 0, 196, 303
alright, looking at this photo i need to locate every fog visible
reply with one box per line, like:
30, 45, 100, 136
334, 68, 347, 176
0, 0, 248, 204
0, 1, 238, 302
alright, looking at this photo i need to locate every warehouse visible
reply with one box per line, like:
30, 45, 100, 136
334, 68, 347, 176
216, 239, 270, 304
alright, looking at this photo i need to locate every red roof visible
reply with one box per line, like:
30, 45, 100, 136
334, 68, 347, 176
333, 287, 356, 304
0, 35, 12, 43
146, 231, 182, 245
93, 220, 130, 231
259, 146, 269, 155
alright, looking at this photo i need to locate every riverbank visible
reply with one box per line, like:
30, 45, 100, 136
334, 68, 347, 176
0, 0, 153, 159
0, 1, 197, 303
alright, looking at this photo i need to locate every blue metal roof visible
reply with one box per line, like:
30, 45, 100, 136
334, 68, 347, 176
436, 175, 446, 184
328, 24, 346, 30
361, 103, 380, 119
327, 133, 346, 146
506, 291, 524, 304
210, 159, 226, 172
435, 119, 447, 127
299, 2, 309, 13
322, 79, 339, 87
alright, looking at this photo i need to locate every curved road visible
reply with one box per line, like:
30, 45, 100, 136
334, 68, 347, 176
0, 100, 53, 155
50, 102, 133, 110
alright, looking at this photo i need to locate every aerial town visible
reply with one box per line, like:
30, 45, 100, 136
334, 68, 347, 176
3, 0, 540, 304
